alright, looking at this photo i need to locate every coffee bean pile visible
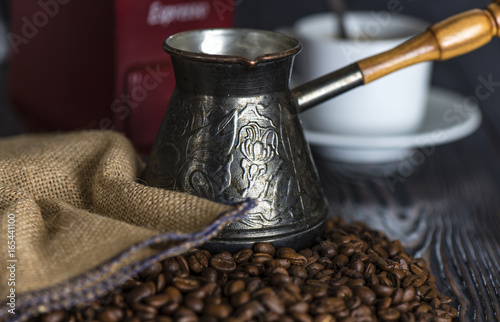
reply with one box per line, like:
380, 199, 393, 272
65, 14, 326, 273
35, 217, 458, 322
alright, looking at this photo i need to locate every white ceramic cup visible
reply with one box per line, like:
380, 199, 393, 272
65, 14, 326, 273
294, 12, 433, 136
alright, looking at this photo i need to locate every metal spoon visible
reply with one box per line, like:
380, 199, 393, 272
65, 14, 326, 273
327, 0, 348, 39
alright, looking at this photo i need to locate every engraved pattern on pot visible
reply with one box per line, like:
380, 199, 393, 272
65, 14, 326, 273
238, 122, 278, 197
155, 100, 323, 230
229, 103, 284, 228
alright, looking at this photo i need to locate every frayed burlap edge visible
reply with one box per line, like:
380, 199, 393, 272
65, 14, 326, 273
0, 200, 256, 322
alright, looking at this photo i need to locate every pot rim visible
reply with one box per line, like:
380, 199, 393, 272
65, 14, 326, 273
163, 28, 301, 67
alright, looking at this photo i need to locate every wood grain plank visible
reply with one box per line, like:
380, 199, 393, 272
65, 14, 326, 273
315, 121, 500, 321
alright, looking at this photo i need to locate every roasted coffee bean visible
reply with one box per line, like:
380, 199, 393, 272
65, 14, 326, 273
276, 247, 296, 258
176, 255, 190, 276
280, 252, 307, 266
409, 263, 424, 275
244, 263, 262, 276
408, 300, 421, 310
377, 297, 392, 310
288, 301, 309, 314
253, 242, 276, 256
185, 296, 204, 313
234, 300, 262, 320
339, 243, 356, 257
378, 272, 393, 287
156, 317, 173, 322
228, 270, 248, 280
289, 264, 308, 279
131, 303, 156, 319
246, 277, 262, 293
334, 309, 350, 319
305, 255, 319, 267
439, 294, 452, 304
372, 244, 389, 258
155, 273, 166, 292
261, 292, 285, 315
172, 277, 200, 292
126, 281, 155, 304
314, 314, 335, 322
329, 276, 349, 286
394, 301, 411, 312
165, 286, 182, 303
201, 266, 218, 283
139, 261, 162, 279
343, 268, 363, 279
122, 279, 141, 290
378, 307, 401, 320
345, 296, 361, 311
430, 297, 441, 309
293, 312, 314, 322
252, 252, 274, 264
401, 312, 416, 322
233, 248, 253, 264
421, 285, 438, 301
333, 235, 351, 245
266, 258, 291, 269
144, 294, 169, 308
319, 240, 338, 258
188, 250, 210, 273
307, 262, 325, 273
204, 304, 232, 319
224, 279, 245, 296
346, 278, 365, 288
316, 268, 335, 278
365, 273, 379, 287
269, 272, 292, 285
403, 286, 416, 302
230, 290, 250, 307
174, 306, 197, 320
189, 286, 208, 299
210, 252, 237, 272
331, 285, 352, 298
332, 254, 349, 268
392, 287, 405, 305
96, 306, 123, 322
348, 260, 364, 273
160, 301, 179, 315
391, 268, 407, 281
373, 284, 396, 297
163, 257, 180, 275
42, 310, 66, 322
414, 258, 427, 268
354, 286, 376, 305
303, 283, 328, 298
112, 294, 125, 308
351, 305, 373, 320
387, 241, 403, 257
351, 252, 369, 262
278, 282, 301, 304
413, 275, 428, 288
317, 257, 333, 270
415, 304, 432, 314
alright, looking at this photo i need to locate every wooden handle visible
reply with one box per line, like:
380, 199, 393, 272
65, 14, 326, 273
358, 1, 500, 84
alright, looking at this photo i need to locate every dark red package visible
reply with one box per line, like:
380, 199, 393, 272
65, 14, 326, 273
8, 0, 234, 154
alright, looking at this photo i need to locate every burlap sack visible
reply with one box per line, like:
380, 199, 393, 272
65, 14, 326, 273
0, 130, 254, 321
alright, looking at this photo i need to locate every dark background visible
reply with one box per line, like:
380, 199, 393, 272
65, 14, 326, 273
1, 0, 499, 138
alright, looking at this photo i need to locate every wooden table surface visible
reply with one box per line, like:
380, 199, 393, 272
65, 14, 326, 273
315, 115, 500, 321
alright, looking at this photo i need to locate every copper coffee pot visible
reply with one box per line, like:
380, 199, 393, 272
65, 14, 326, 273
141, 2, 500, 251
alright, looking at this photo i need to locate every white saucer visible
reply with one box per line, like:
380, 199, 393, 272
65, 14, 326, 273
302, 87, 482, 163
